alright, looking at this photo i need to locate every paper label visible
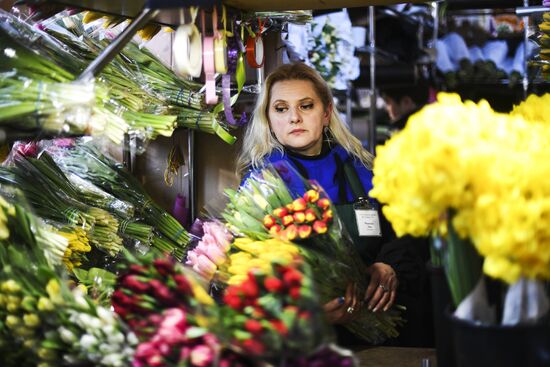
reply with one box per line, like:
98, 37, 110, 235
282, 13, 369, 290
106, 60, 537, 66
355, 209, 382, 237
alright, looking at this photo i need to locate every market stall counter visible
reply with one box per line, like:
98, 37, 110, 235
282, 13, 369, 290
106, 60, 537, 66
354, 347, 437, 367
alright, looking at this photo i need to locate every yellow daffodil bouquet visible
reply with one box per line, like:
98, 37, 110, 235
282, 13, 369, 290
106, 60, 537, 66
370, 93, 550, 325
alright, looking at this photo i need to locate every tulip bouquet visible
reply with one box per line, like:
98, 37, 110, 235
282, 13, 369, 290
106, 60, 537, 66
111, 251, 214, 329
222, 163, 403, 344
218, 254, 332, 360
0, 194, 136, 367
185, 221, 233, 281
112, 251, 259, 367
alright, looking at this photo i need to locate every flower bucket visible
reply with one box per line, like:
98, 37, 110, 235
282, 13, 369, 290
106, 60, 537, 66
449, 313, 550, 367
428, 263, 455, 367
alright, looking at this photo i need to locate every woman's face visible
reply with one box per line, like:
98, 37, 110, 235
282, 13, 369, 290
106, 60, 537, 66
268, 79, 331, 156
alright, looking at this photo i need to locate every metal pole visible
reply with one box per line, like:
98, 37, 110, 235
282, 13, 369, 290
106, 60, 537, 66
123, 133, 132, 172
368, 6, 376, 154
187, 129, 196, 223
346, 81, 353, 132
78, 7, 159, 81
516, 6, 549, 16
522, 0, 530, 99
432, 1, 439, 49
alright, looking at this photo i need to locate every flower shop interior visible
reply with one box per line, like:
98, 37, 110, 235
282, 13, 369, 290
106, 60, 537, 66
0, 0, 549, 366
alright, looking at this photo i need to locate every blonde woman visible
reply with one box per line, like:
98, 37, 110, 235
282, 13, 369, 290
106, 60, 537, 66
238, 63, 427, 345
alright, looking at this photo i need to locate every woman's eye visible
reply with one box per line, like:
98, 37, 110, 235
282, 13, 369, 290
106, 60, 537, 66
275, 106, 287, 113
301, 104, 313, 110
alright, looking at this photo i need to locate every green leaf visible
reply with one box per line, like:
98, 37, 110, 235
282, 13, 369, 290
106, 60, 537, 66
185, 326, 207, 339
233, 329, 252, 340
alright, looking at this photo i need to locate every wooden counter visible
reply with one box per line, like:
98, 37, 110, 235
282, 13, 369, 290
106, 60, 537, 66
354, 347, 437, 367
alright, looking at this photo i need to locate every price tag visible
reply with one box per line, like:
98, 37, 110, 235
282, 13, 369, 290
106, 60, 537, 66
355, 209, 382, 237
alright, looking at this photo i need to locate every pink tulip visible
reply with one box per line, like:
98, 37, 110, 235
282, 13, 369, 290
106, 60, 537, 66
146, 354, 165, 367
190, 254, 217, 280
134, 341, 158, 360
190, 345, 215, 367
202, 243, 227, 266
203, 222, 232, 252
161, 308, 187, 331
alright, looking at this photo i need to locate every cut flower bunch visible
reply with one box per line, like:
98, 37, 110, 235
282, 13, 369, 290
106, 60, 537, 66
221, 163, 403, 344
371, 93, 550, 285
370, 93, 550, 324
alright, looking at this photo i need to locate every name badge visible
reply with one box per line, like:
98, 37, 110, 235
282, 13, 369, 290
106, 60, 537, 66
355, 209, 382, 237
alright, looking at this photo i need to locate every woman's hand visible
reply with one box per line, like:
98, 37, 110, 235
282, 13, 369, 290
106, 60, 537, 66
364, 262, 398, 312
323, 283, 361, 324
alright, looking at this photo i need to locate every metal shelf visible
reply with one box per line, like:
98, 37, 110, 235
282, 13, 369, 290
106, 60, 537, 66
30, 0, 426, 16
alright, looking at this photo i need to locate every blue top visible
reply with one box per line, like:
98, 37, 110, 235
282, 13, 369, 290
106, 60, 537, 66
248, 144, 373, 205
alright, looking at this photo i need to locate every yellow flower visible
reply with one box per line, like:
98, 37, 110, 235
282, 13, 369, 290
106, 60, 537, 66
190, 281, 214, 306
23, 313, 41, 328
1, 279, 21, 293
371, 92, 550, 283
45, 279, 64, 305
37, 297, 54, 312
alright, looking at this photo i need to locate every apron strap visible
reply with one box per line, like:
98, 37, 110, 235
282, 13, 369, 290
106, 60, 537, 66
334, 154, 367, 201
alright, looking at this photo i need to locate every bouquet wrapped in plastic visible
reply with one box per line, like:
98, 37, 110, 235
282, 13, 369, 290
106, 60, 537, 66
183, 226, 358, 366
0, 192, 137, 367
221, 162, 403, 344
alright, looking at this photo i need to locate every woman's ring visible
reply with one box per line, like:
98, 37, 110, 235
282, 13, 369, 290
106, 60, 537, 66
346, 306, 355, 314
378, 284, 389, 292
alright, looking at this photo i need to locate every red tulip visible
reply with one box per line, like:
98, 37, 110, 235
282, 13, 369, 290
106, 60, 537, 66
223, 292, 243, 310
281, 224, 297, 241
149, 279, 176, 305
282, 215, 294, 226
322, 209, 333, 222
313, 220, 328, 234
153, 258, 175, 277
129, 264, 147, 275
264, 276, 284, 293
173, 274, 192, 295
283, 268, 303, 286
303, 189, 320, 203
297, 225, 312, 239
270, 319, 288, 336
292, 197, 307, 212
269, 224, 282, 234
285, 203, 295, 212
263, 215, 276, 228
121, 275, 149, 293
272, 207, 288, 218
242, 338, 265, 355
304, 208, 317, 223
289, 286, 301, 300
241, 274, 259, 298
293, 211, 305, 223
317, 197, 330, 210
244, 319, 263, 334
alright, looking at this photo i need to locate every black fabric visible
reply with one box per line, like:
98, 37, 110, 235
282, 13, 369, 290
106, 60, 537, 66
336, 159, 434, 348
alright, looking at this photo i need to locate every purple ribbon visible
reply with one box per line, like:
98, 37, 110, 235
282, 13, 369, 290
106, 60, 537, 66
223, 36, 247, 126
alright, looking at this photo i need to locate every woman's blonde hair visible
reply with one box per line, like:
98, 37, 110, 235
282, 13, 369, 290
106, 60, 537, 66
237, 62, 373, 177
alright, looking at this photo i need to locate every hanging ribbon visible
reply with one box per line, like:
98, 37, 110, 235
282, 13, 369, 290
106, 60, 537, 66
202, 9, 218, 105
221, 35, 247, 126
246, 18, 265, 69
213, 5, 228, 74
174, 7, 202, 78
